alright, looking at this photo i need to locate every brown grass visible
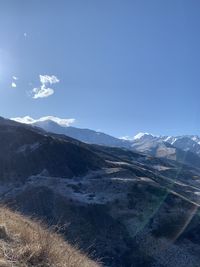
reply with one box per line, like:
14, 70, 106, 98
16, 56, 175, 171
0, 207, 100, 267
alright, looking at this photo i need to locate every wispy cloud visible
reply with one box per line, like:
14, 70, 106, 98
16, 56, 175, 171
39, 75, 59, 85
12, 76, 18, 80
31, 75, 59, 99
32, 86, 54, 99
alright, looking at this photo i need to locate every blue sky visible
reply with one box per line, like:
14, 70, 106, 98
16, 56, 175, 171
0, 0, 200, 137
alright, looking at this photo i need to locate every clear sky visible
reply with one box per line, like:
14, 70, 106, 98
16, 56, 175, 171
0, 0, 200, 137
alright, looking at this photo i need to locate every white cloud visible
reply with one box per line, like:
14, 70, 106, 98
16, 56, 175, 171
11, 82, 17, 88
32, 86, 54, 99
12, 76, 18, 80
31, 75, 59, 99
40, 75, 59, 85
11, 116, 75, 127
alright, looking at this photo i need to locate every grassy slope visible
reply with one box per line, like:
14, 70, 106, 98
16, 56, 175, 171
0, 207, 100, 267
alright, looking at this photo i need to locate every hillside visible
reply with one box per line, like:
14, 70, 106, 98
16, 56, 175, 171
0, 117, 105, 182
1, 117, 200, 266
0, 206, 100, 267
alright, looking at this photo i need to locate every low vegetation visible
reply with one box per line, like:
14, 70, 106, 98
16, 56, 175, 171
0, 206, 100, 267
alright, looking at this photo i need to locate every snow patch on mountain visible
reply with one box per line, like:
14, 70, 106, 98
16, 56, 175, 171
121, 133, 159, 141
11, 116, 76, 127
134, 132, 156, 140
120, 136, 135, 141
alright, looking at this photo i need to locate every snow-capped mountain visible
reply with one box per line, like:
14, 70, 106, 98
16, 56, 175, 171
121, 132, 159, 142
123, 132, 200, 168
11, 116, 131, 148
162, 135, 200, 156
123, 132, 200, 157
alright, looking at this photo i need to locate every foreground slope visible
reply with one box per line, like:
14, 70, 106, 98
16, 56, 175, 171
0, 206, 100, 267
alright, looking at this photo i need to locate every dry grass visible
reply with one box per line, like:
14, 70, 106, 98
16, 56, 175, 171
0, 207, 100, 267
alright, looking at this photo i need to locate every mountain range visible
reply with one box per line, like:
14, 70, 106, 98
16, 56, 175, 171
12, 116, 200, 169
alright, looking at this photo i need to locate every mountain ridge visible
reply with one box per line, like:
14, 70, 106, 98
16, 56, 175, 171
11, 116, 200, 169
11, 116, 200, 150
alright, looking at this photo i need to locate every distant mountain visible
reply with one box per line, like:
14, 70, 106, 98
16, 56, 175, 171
124, 132, 200, 169
129, 135, 177, 160
121, 132, 159, 142
125, 132, 200, 156
11, 116, 131, 148
162, 135, 200, 156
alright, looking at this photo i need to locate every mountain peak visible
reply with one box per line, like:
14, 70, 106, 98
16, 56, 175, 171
134, 132, 155, 140
120, 132, 158, 141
